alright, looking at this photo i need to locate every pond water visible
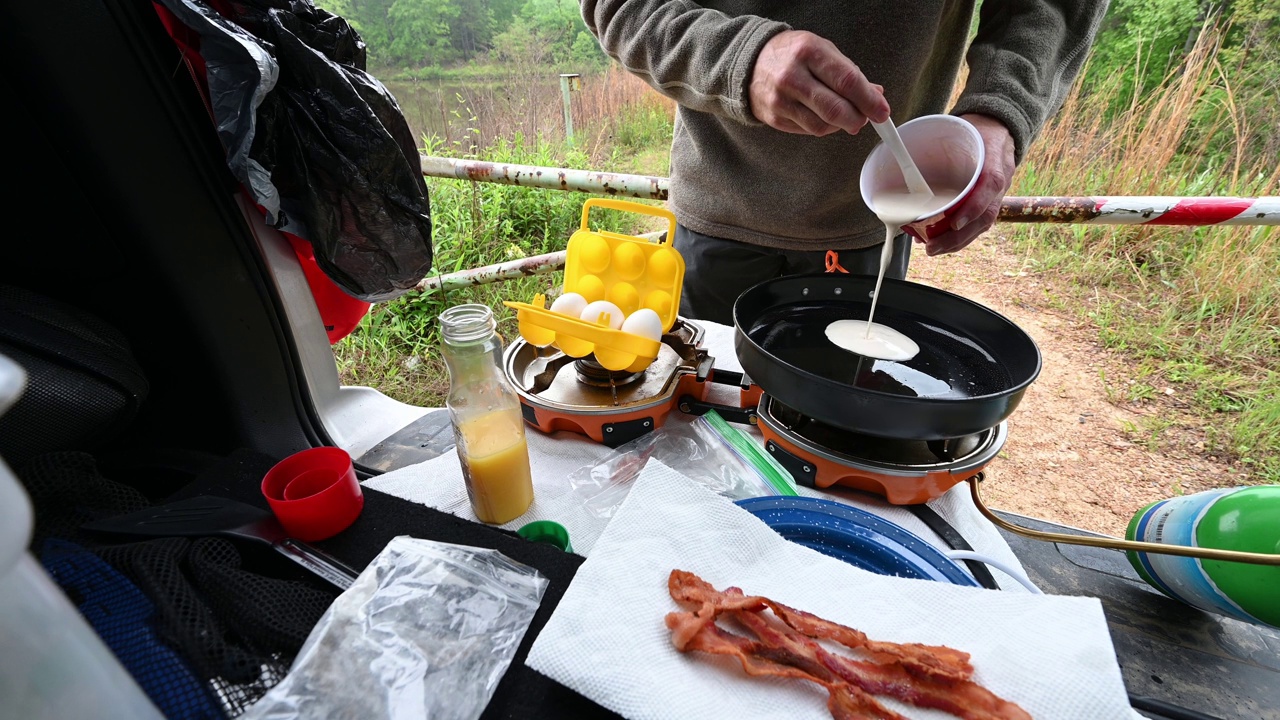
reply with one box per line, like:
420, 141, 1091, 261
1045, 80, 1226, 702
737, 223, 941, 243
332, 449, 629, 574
382, 76, 569, 151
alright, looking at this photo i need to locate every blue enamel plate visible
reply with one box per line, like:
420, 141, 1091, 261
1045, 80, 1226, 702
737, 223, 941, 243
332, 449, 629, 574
734, 496, 979, 587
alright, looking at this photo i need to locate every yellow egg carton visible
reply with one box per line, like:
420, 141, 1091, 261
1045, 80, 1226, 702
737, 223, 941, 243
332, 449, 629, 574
504, 198, 684, 372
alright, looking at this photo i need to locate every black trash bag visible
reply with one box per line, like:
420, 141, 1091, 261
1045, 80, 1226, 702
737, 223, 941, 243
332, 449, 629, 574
157, 0, 432, 301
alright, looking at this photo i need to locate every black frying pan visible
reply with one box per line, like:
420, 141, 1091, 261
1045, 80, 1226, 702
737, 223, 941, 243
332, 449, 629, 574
733, 274, 1041, 440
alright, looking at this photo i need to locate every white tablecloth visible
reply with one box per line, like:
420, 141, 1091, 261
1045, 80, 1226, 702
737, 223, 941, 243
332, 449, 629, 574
365, 320, 1033, 591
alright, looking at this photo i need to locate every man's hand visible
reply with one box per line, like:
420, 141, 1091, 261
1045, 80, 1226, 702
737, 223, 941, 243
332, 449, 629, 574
915, 114, 1016, 256
748, 30, 890, 136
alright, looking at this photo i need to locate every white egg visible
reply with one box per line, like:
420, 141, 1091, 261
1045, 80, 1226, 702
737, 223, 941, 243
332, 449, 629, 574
579, 300, 624, 329
620, 308, 664, 341
548, 292, 588, 318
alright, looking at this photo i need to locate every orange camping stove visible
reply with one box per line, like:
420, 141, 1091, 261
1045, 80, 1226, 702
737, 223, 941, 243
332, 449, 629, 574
504, 319, 1001, 505
502, 319, 759, 448
755, 394, 1006, 504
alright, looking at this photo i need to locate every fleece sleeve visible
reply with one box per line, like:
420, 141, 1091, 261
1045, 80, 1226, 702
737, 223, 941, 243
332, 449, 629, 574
952, 0, 1110, 162
581, 0, 790, 125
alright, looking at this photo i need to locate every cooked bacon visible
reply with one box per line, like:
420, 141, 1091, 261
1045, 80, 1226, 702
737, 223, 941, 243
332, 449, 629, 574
668, 610, 907, 720
665, 601, 717, 651
769, 599, 974, 683
818, 651, 1032, 720
669, 570, 765, 611
667, 570, 1032, 720
669, 569, 973, 683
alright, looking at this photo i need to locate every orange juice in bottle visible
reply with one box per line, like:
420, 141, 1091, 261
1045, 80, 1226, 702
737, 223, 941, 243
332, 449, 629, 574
456, 409, 534, 523
440, 304, 534, 524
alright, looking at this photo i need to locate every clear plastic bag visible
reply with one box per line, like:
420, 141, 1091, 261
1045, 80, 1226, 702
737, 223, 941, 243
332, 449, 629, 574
568, 412, 796, 519
239, 537, 547, 720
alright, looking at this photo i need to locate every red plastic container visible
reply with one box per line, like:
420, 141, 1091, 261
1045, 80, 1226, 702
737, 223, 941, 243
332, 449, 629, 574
261, 447, 363, 541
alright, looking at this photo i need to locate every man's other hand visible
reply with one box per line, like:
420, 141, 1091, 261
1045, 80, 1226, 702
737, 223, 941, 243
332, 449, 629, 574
915, 114, 1016, 256
748, 30, 890, 136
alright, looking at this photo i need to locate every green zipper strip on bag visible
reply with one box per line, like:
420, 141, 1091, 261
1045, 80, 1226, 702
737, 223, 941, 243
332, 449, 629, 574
700, 410, 799, 497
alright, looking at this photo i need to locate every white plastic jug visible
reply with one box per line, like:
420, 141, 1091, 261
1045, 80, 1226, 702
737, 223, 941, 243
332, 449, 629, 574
0, 353, 165, 720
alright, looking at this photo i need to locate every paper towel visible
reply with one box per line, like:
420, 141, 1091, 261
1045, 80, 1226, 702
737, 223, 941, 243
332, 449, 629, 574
525, 460, 1136, 720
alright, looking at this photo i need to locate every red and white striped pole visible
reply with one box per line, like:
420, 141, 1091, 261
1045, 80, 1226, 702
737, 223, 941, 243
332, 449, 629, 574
423, 157, 1280, 226
999, 196, 1280, 226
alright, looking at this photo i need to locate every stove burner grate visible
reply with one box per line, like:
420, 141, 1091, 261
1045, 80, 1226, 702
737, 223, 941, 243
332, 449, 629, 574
503, 318, 724, 446
574, 358, 643, 388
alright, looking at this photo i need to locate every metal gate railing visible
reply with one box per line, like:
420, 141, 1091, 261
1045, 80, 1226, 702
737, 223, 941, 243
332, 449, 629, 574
416, 155, 1280, 293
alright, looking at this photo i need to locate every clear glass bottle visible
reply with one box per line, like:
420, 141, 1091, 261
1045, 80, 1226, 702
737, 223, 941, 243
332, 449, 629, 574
439, 304, 534, 524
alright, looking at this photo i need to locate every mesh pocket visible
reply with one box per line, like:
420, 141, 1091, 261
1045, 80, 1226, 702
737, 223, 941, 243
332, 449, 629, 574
0, 285, 149, 467
23, 451, 339, 718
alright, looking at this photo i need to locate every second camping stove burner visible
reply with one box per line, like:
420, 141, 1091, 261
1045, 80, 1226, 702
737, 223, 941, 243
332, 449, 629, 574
574, 357, 644, 388
757, 395, 1006, 504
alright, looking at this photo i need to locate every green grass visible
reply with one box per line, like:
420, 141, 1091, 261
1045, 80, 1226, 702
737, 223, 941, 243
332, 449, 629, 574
611, 101, 675, 155
1005, 220, 1280, 482
993, 27, 1279, 482
1007, 95, 1278, 481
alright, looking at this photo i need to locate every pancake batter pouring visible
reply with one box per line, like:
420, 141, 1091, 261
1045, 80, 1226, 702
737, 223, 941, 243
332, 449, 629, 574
826, 187, 962, 361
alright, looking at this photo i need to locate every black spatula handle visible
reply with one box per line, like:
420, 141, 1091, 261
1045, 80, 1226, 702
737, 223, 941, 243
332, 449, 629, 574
275, 539, 360, 590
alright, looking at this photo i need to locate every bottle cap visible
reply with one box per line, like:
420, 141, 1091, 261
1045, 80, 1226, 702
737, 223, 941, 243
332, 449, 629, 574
517, 520, 572, 553
261, 447, 363, 542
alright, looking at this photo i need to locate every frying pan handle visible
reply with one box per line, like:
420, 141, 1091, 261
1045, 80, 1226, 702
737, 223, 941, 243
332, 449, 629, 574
275, 539, 361, 590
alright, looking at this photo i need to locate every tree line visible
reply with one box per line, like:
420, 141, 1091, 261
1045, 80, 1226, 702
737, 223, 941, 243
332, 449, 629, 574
313, 0, 605, 70
314, 0, 1275, 158
1089, 0, 1276, 97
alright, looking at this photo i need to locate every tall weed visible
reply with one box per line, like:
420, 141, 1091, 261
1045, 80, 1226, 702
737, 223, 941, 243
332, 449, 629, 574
1011, 26, 1279, 479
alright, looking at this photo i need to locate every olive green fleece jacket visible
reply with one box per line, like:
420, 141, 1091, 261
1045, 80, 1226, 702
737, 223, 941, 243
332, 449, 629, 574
582, 0, 1109, 251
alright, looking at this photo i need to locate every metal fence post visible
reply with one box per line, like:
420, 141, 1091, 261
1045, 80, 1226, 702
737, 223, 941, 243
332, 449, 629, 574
560, 73, 581, 146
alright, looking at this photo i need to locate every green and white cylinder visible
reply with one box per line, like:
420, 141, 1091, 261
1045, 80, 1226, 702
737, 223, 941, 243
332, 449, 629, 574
1126, 486, 1280, 628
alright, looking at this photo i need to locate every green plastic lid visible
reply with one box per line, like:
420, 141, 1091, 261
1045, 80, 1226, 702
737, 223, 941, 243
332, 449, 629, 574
517, 520, 573, 554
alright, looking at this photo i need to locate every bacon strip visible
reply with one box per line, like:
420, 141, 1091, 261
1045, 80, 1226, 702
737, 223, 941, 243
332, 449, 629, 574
670, 569, 973, 683
666, 611, 906, 720
666, 570, 1032, 720
744, 608, 1029, 720
770, 599, 974, 683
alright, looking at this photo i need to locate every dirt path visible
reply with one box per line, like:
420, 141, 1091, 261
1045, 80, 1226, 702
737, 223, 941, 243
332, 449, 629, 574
910, 231, 1248, 537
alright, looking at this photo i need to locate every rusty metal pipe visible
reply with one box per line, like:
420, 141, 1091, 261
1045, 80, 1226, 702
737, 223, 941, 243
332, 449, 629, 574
420, 156, 668, 200
421, 156, 1280, 225
416, 158, 1280, 292
999, 196, 1280, 225
415, 251, 567, 294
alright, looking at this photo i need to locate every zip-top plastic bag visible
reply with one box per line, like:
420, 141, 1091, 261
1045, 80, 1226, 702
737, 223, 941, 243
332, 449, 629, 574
239, 537, 547, 720
568, 411, 796, 519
